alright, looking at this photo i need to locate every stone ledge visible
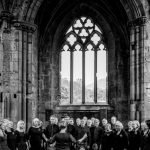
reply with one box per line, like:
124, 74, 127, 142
55, 103, 112, 111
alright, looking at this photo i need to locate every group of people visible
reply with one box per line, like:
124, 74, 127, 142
0, 115, 150, 150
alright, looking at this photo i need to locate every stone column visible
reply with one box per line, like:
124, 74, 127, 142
138, 17, 149, 121
129, 23, 136, 120
0, 11, 14, 121
13, 21, 37, 128
129, 17, 149, 121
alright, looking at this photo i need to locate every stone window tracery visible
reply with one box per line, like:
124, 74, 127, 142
60, 16, 107, 105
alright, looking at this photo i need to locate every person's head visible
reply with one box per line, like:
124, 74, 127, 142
94, 119, 100, 127
105, 123, 112, 131
115, 121, 123, 131
87, 119, 92, 127
59, 120, 67, 130
50, 115, 55, 124
69, 118, 74, 125
64, 116, 70, 124
81, 119, 86, 127
102, 118, 108, 127
32, 118, 40, 128
145, 120, 150, 129
91, 117, 95, 126
6, 121, 14, 131
17, 120, 25, 131
141, 121, 148, 131
128, 121, 133, 129
83, 116, 88, 121
54, 117, 58, 125
0, 119, 9, 131
76, 118, 81, 126
132, 120, 140, 130
111, 116, 117, 125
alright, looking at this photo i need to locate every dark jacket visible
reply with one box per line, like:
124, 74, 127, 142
91, 126, 103, 146
112, 129, 128, 150
141, 129, 150, 150
128, 129, 141, 150
49, 132, 76, 150
45, 124, 60, 138
101, 130, 113, 150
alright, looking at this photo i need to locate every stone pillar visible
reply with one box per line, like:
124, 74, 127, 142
129, 23, 136, 120
138, 17, 149, 121
0, 11, 14, 121
129, 17, 149, 121
13, 21, 37, 128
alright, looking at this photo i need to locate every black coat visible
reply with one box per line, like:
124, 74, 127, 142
128, 129, 141, 150
45, 124, 60, 138
141, 129, 150, 150
101, 130, 113, 150
91, 126, 103, 146
112, 130, 128, 150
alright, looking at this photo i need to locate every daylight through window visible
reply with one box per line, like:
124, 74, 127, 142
60, 16, 107, 105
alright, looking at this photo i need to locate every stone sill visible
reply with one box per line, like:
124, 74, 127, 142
55, 102, 111, 111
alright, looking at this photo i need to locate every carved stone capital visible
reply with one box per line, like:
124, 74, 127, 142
128, 16, 149, 28
13, 21, 37, 33
0, 11, 13, 22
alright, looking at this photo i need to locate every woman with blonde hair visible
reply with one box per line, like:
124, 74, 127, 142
28, 118, 48, 150
111, 121, 128, 150
15, 120, 28, 150
5, 120, 17, 150
0, 119, 9, 150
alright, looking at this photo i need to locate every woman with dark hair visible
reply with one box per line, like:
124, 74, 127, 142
48, 120, 76, 150
141, 120, 150, 150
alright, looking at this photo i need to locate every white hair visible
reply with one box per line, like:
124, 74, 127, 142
16, 120, 25, 132
115, 121, 123, 129
32, 118, 40, 127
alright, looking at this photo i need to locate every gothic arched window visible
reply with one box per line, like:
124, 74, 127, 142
60, 16, 107, 105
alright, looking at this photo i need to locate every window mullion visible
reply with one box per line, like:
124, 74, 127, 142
94, 50, 97, 103
70, 51, 73, 104
82, 50, 85, 104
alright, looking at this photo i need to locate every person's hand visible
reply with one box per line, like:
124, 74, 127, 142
78, 139, 82, 143
87, 145, 90, 149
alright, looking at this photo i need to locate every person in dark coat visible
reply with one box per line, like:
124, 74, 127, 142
5, 121, 17, 150
45, 115, 60, 139
141, 120, 150, 150
28, 118, 47, 150
91, 119, 103, 150
0, 120, 10, 150
74, 118, 81, 140
111, 116, 117, 132
111, 121, 128, 150
128, 120, 141, 150
49, 120, 76, 150
67, 118, 76, 150
76, 119, 91, 150
101, 123, 113, 150
15, 120, 28, 150
101, 118, 108, 130
67, 118, 76, 137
